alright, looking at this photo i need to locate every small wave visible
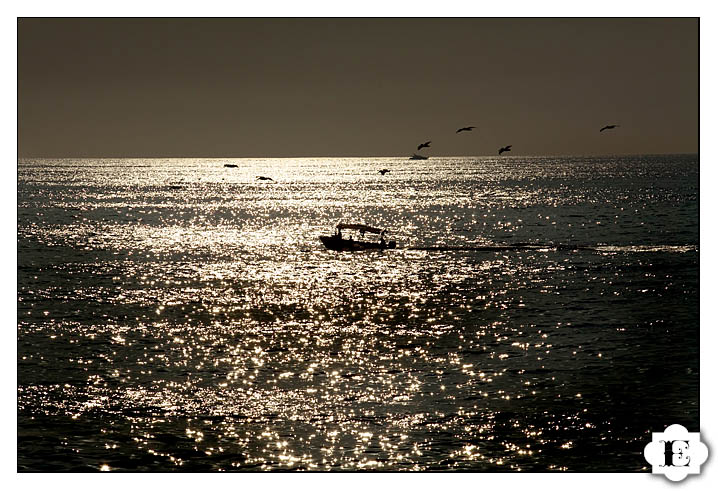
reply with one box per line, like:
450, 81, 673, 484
592, 245, 697, 253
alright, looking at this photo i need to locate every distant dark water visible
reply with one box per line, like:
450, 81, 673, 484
17, 155, 699, 471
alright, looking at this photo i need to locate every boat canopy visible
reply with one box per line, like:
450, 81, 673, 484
336, 223, 385, 234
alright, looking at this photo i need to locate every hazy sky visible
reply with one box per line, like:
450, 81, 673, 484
18, 18, 698, 157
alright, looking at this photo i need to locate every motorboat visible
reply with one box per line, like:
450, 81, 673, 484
319, 223, 397, 251
409, 153, 428, 160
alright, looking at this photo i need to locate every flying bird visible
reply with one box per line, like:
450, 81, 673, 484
600, 124, 620, 132
378, 169, 390, 175
256, 176, 274, 181
456, 126, 476, 133
417, 141, 431, 151
498, 145, 512, 155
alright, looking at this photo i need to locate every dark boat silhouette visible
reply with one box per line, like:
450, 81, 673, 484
409, 153, 428, 160
319, 223, 396, 251
224, 164, 238, 168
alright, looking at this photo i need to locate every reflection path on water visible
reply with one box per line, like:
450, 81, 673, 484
18, 156, 698, 471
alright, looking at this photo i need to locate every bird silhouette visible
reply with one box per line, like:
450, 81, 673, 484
378, 169, 390, 175
417, 141, 431, 151
498, 145, 512, 155
456, 126, 475, 133
600, 124, 619, 132
256, 176, 274, 181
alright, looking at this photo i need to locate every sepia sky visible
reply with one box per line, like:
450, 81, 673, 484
18, 18, 698, 157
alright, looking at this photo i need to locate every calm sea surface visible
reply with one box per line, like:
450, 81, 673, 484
17, 155, 699, 471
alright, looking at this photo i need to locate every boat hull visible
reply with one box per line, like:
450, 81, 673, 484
319, 235, 396, 251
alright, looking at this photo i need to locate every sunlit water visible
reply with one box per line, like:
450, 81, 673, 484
18, 155, 698, 471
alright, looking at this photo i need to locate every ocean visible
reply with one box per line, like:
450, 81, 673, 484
17, 155, 699, 471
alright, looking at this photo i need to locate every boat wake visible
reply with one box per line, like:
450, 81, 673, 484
406, 244, 697, 253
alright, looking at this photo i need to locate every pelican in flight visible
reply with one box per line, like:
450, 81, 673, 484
600, 124, 619, 132
378, 169, 390, 175
417, 141, 431, 151
456, 126, 475, 133
498, 145, 512, 155
256, 176, 274, 181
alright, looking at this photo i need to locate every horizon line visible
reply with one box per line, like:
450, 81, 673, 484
18, 152, 700, 160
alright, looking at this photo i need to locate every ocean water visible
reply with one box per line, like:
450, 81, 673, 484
17, 155, 699, 472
